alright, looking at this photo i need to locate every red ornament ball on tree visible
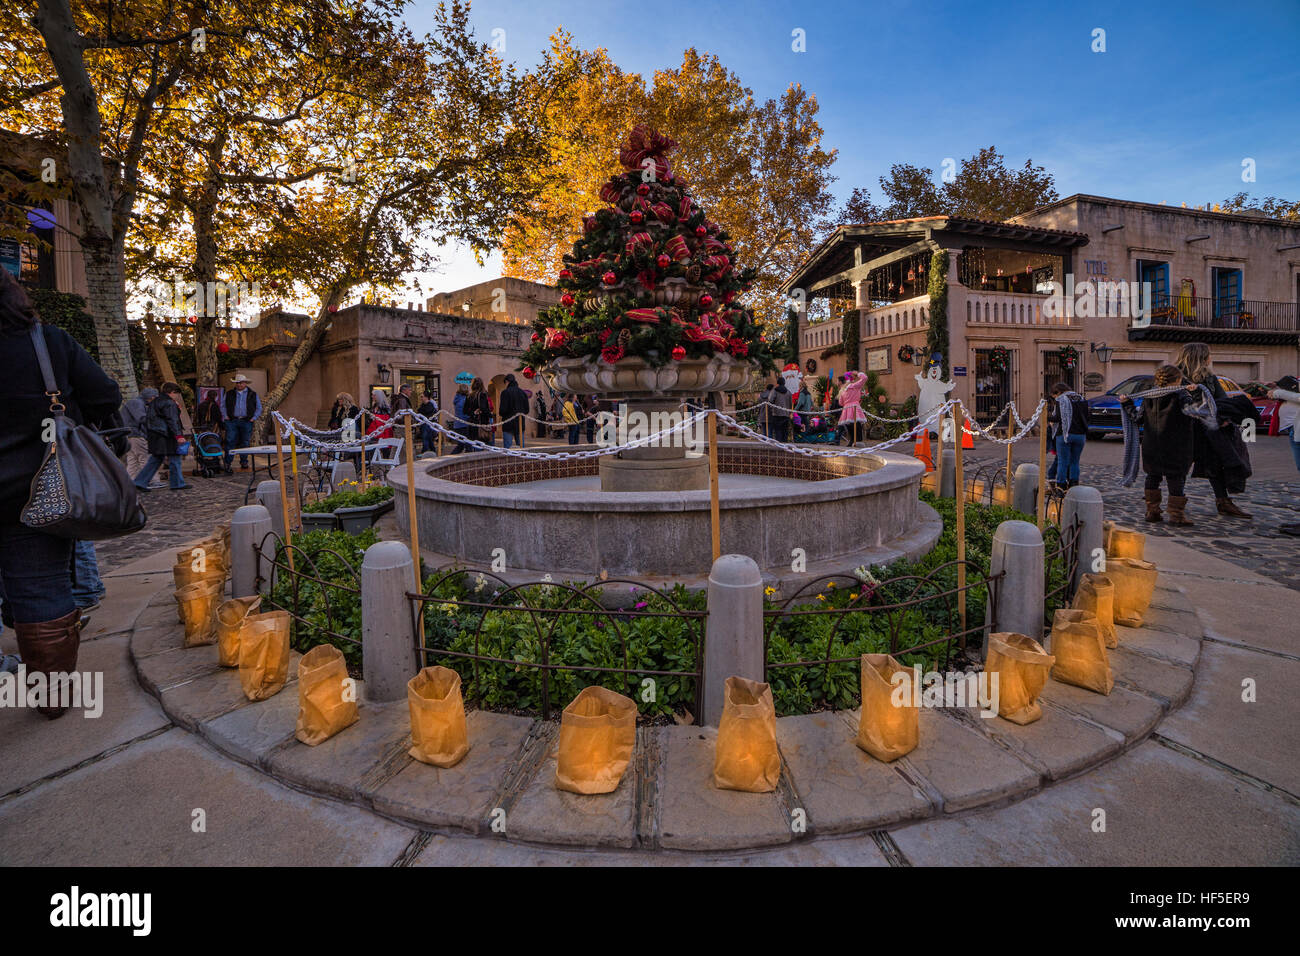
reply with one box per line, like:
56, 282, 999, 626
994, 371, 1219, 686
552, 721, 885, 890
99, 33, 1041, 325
629, 210, 643, 224
698, 293, 713, 308
671, 346, 686, 361
327, 304, 338, 313
530, 332, 540, 341
216, 342, 230, 354
559, 269, 572, 279
695, 225, 706, 237
522, 367, 536, 379
602, 271, 617, 285
636, 184, 650, 196
656, 254, 670, 269
561, 293, 575, 306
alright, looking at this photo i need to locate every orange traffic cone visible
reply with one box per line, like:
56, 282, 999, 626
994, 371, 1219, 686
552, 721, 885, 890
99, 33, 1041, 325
913, 430, 934, 471
962, 422, 975, 449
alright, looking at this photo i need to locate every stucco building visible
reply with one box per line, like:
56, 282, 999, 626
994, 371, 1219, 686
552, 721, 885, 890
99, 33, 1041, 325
787, 196, 1300, 423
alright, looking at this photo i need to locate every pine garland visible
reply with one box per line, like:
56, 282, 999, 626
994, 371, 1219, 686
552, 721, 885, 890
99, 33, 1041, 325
925, 250, 949, 376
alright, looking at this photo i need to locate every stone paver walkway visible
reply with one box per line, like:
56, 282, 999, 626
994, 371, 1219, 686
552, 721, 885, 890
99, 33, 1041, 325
3, 523, 1296, 866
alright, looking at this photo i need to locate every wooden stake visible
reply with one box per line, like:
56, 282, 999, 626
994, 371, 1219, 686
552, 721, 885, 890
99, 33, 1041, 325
273, 421, 294, 572
1005, 417, 1014, 506
404, 413, 425, 645
288, 430, 302, 532
708, 410, 721, 562
359, 410, 368, 487
953, 406, 967, 633
1037, 404, 1048, 531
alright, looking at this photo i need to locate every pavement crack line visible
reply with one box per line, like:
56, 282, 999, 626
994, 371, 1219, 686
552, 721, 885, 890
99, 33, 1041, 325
392, 831, 434, 867
870, 830, 912, 867
0, 725, 173, 804
1200, 635, 1300, 662
1152, 734, 1300, 807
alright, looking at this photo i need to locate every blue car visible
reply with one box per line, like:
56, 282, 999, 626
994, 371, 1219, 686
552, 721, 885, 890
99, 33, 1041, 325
1087, 373, 1244, 438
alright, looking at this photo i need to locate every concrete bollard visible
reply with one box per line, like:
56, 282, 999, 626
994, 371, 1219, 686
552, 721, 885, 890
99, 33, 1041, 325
1062, 485, 1104, 590
1012, 463, 1040, 516
939, 449, 957, 498
256, 480, 285, 540
230, 504, 273, 598
361, 540, 418, 703
702, 554, 765, 726
984, 520, 1045, 654
331, 459, 357, 490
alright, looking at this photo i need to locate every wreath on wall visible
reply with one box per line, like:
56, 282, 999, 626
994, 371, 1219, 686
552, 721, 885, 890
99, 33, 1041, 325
805, 358, 818, 374
989, 345, 1011, 373
898, 343, 916, 364
1058, 345, 1079, 370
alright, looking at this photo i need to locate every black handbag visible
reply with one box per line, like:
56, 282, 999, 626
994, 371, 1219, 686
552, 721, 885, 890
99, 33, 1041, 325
19, 325, 148, 540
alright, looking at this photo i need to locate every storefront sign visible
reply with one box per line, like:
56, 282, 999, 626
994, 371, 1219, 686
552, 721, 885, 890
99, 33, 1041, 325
866, 346, 891, 373
953, 366, 967, 376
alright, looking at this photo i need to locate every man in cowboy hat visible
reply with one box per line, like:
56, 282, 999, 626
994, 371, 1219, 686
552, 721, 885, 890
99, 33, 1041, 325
222, 374, 262, 471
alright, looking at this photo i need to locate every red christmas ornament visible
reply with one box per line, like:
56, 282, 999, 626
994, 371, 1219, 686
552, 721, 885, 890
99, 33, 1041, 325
327, 304, 339, 313
694, 225, 707, 237
559, 268, 572, 279
561, 293, 575, 306
216, 342, 230, 354
656, 254, 671, 269
530, 332, 540, 342
629, 210, 644, 224
186, 316, 196, 324
522, 367, 536, 379
699, 293, 713, 308
671, 345, 686, 361
636, 184, 650, 196
602, 271, 617, 285
724, 290, 736, 303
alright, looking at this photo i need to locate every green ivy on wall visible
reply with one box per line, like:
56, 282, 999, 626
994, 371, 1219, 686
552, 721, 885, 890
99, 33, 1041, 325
925, 250, 949, 376
842, 307, 860, 372
30, 288, 147, 387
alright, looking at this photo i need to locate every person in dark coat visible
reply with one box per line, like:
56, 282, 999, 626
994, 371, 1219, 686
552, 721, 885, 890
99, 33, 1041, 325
1046, 382, 1090, 489
496, 375, 530, 448
0, 270, 121, 717
416, 391, 439, 454
461, 378, 490, 445
134, 382, 190, 491
1175, 342, 1256, 517
1121, 365, 1200, 525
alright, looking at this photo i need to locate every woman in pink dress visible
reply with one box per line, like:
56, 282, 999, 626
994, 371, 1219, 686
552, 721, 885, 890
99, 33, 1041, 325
837, 371, 868, 445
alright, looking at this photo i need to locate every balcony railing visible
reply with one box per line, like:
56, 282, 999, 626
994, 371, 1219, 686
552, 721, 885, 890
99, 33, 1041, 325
965, 290, 1074, 327
1147, 295, 1297, 332
862, 295, 929, 338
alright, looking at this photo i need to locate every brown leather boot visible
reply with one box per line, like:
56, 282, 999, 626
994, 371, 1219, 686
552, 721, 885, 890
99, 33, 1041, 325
12, 609, 82, 719
1167, 495, 1194, 526
1144, 487, 1163, 522
1216, 497, 1252, 518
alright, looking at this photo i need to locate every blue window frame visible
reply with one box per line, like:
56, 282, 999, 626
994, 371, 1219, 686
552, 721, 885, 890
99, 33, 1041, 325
1213, 267, 1242, 324
1137, 260, 1169, 309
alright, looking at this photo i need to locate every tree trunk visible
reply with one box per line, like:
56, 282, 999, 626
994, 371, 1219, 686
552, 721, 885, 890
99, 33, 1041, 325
82, 237, 139, 398
192, 134, 225, 387
253, 294, 343, 442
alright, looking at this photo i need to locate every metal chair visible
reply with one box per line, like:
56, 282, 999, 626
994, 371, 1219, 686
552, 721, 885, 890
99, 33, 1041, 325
368, 437, 404, 477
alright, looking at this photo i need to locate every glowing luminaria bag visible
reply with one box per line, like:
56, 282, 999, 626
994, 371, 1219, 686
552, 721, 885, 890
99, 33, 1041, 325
176, 578, 223, 648
984, 632, 1055, 724
1073, 573, 1117, 648
296, 644, 358, 746
216, 595, 261, 667
555, 686, 636, 794
856, 654, 919, 762
238, 610, 291, 701
407, 666, 470, 768
1106, 557, 1159, 627
713, 676, 780, 792
1049, 608, 1113, 695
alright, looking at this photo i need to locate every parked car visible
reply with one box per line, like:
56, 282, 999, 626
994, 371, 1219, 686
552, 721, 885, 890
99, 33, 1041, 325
1087, 374, 1244, 438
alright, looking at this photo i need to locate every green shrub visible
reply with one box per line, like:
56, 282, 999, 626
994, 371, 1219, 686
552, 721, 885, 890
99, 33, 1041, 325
302, 484, 395, 513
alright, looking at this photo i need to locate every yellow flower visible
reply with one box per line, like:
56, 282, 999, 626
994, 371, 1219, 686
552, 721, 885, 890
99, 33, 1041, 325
763, 586, 775, 596
816, 594, 826, 601
826, 582, 835, 589
849, 593, 859, 601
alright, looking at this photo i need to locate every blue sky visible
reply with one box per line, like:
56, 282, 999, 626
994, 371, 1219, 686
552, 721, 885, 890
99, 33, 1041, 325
405, 0, 1300, 293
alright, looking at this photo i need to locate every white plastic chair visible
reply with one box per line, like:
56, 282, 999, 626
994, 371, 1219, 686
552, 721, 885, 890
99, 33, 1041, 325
369, 437, 404, 476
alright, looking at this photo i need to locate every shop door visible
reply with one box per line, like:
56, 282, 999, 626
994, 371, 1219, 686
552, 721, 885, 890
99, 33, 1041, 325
1042, 349, 1077, 396
973, 349, 1011, 424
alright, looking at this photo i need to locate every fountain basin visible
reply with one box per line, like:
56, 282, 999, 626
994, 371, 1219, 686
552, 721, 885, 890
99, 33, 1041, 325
389, 441, 941, 590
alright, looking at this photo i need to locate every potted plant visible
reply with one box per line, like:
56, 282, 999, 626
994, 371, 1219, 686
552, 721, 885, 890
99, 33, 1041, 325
301, 482, 396, 535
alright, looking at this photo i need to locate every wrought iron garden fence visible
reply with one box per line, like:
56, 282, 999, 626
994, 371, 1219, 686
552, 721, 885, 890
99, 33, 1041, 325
1043, 512, 1083, 625
407, 568, 707, 721
761, 560, 1003, 713
254, 532, 363, 661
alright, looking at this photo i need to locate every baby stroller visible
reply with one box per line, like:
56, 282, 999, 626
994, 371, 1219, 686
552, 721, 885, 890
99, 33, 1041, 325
193, 431, 227, 478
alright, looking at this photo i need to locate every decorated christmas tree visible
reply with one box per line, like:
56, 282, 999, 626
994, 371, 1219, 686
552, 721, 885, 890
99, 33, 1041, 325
519, 125, 777, 379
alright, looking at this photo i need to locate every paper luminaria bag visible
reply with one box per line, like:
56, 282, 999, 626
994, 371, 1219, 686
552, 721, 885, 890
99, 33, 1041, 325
712, 676, 781, 793
984, 632, 1056, 724
407, 666, 470, 768
238, 610, 291, 701
1105, 557, 1159, 627
296, 644, 359, 746
554, 685, 637, 794
1103, 521, 1145, 561
856, 653, 919, 762
1073, 573, 1118, 648
1048, 608, 1114, 695
216, 595, 261, 667
176, 578, 224, 648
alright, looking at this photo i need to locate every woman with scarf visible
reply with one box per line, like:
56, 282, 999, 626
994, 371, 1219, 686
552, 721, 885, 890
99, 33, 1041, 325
1120, 365, 1202, 525
1046, 382, 1089, 489
1174, 343, 1256, 518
